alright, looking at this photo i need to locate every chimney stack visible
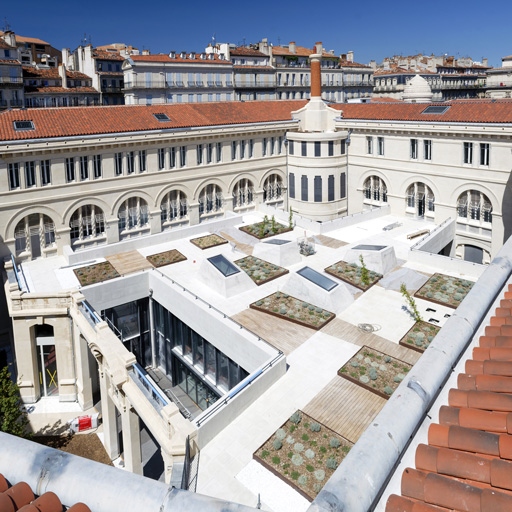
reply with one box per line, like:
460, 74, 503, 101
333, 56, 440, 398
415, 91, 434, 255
310, 53, 322, 99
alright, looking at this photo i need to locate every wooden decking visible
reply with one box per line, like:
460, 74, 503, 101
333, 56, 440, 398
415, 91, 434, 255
231, 308, 316, 355
107, 250, 153, 275
311, 234, 347, 249
220, 231, 254, 255
321, 318, 421, 366
303, 376, 387, 443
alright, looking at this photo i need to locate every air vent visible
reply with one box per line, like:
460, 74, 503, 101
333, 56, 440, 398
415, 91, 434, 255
13, 120, 35, 131
154, 113, 170, 122
421, 105, 450, 114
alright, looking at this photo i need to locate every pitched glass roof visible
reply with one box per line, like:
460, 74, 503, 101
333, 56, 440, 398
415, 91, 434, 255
207, 255, 240, 277
297, 266, 338, 291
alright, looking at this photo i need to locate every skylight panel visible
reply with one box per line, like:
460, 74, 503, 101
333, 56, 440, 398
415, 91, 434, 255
207, 255, 240, 277
297, 267, 338, 291
421, 105, 450, 115
154, 113, 170, 122
13, 120, 35, 131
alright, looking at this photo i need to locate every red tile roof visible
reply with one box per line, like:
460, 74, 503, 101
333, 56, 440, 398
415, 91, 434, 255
0, 100, 307, 141
0, 473, 91, 512
0, 39, 15, 50
0, 32, 49, 45
129, 54, 231, 65
332, 100, 512, 124
386, 284, 512, 512
24, 86, 99, 94
272, 45, 336, 59
93, 49, 125, 61
23, 67, 92, 80
230, 47, 267, 57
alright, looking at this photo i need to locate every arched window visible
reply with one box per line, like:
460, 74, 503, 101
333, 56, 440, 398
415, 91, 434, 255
232, 179, 254, 208
363, 176, 388, 203
457, 190, 492, 223
263, 174, 283, 202
118, 197, 149, 237
14, 213, 56, 258
161, 190, 188, 225
198, 184, 223, 215
405, 183, 434, 218
70, 205, 106, 248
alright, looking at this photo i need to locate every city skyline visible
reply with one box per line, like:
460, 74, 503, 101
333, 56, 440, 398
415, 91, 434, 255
3, 0, 511, 67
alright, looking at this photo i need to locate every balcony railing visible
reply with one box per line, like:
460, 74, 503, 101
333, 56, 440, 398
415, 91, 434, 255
234, 80, 277, 88
0, 76, 23, 84
101, 86, 122, 93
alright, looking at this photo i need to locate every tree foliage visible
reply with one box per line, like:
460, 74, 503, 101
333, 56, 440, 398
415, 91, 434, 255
0, 366, 30, 438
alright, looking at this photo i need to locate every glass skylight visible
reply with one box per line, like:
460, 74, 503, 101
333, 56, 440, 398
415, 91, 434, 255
263, 239, 290, 245
153, 113, 170, 122
13, 120, 35, 131
297, 266, 338, 291
353, 244, 387, 251
207, 255, 240, 277
421, 105, 450, 115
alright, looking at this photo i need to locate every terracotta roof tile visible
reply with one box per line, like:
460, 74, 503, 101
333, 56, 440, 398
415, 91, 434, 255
0, 473, 90, 512
0, 100, 306, 141
230, 47, 267, 57
130, 54, 231, 65
93, 49, 125, 61
386, 282, 512, 512
0, 32, 49, 45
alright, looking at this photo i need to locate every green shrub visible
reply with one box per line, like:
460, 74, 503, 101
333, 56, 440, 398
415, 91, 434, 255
261, 450, 269, 459
302, 433, 309, 442
290, 411, 302, 424
291, 471, 300, 480
329, 438, 341, 448
320, 446, 327, 454
326, 457, 338, 470
306, 464, 314, 472
272, 456, 281, 465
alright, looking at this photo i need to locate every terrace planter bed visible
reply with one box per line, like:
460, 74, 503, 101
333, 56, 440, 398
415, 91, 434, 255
146, 249, 187, 268
250, 292, 335, 330
239, 216, 292, 240
338, 346, 412, 399
234, 255, 288, 285
74, 261, 120, 287
399, 321, 441, 353
254, 410, 352, 501
414, 273, 474, 308
325, 260, 382, 292
189, 234, 228, 250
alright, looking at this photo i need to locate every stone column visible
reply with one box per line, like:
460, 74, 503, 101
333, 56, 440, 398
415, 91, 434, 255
74, 333, 94, 410
121, 404, 143, 475
54, 316, 77, 402
105, 218, 120, 244
188, 203, 200, 226
12, 317, 39, 403
99, 365, 119, 460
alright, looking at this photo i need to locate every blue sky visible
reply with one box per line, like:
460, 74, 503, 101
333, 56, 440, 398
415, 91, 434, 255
3, 0, 511, 67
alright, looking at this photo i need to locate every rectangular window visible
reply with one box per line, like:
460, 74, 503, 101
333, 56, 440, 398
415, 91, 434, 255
464, 142, 473, 164
410, 139, 418, 159
196, 144, 203, 165
328, 141, 334, 156
424, 140, 432, 161
79, 156, 88, 180
288, 140, 294, 155
278, 136, 283, 154
301, 175, 308, 201
170, 147, 176, 168
240, 140, 246, 159
328, 175, 334, 201
249, 139, 254, 158
377, 137, 384, 156
340, 173, 346, 198
25, 161, 36, 187
115, 152, 123, 175
289, 172, 295, 198
139, 150, 147, 172
41, 160, 51, 186
314, 176, 322, 202
93, 154, 102, 178
179, 146, 186, 167
262, 138, 267, 157
231, 141, 237, 160
158, 148, 165, 170
216, 142, 222, 162
65, 157, 75, 182
8, 163, 20, 190
366, 136, 373, 154
301, 141, 307, 157
340, 139, 346, 155
206, 143, 213, 164
314, 141, 321, 157
127, 152, 135, 174
480, 143, 490, 166
270, 137, 275, 155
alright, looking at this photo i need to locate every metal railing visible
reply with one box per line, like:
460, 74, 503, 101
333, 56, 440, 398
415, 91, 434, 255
130, 363, 170, 412
78, 300, 102, 326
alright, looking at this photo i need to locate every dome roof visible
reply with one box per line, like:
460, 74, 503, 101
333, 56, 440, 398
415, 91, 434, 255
403, 74, 433, 103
